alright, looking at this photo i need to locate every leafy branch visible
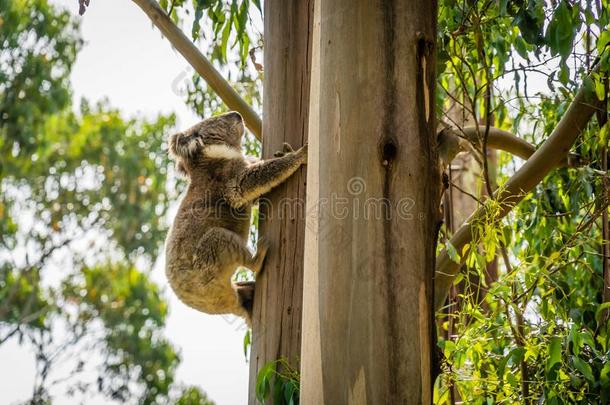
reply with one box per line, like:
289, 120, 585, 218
435, 66, 607, 311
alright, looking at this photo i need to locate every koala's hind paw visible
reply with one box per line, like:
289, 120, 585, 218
233, 280, 254, 306
233, 280, 255, 324
273, 142, 295, 157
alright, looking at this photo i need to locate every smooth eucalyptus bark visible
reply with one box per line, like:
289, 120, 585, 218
301, 1, 440, 403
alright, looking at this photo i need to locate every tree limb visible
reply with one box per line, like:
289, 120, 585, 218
130, 0, 263, 140
435, 71, 605, 311
438, 126, 584, 168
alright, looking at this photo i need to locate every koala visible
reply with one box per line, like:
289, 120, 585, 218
164, 111, 307, 325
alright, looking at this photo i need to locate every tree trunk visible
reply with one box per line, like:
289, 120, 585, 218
300, 1, 440, 404
248, 1, 314, 403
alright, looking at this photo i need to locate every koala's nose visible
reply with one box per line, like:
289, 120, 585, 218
226, 111, 242, 122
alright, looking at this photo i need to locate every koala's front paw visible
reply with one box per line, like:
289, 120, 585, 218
273, 142, 295, 157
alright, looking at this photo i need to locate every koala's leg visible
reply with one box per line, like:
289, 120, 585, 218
229, 238, 269, 325
226, 144, 307, 207
195, 228, 268, 276
191, 228, 268, 319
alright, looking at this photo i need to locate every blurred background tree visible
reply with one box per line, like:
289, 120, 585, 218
0, 0, 214, 403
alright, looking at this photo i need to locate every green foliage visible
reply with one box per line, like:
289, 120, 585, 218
175, 386, 216, 405
33, 103, 176, 258
0, 264, 50, 329
545, 1, 581, 60
436, 0, 610, 403
255, 358, 300, 405
0, 0, 81, 175
159, 0, 261, 67
62, 263, 179, 404
0, 1, 210, 403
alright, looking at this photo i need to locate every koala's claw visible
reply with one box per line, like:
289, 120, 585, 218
298, 143, 308, 162
273, 142, 295, 157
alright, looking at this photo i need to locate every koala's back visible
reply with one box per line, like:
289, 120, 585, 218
165, 157, 251, 315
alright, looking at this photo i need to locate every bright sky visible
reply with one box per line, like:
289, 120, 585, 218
0, 1, 250, 404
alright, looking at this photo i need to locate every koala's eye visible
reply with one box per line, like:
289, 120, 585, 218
179, 134, 194, 143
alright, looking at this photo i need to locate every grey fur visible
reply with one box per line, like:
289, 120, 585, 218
165, 111, 307, 324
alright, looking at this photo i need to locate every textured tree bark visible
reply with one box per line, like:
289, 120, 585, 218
301, 1, 440, 404
247, 1, 313, 403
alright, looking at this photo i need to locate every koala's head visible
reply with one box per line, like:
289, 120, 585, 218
168, 111, 244, 176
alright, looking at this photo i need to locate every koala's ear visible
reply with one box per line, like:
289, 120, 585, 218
168, 132, 179, 157
175, 160, 188, 177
